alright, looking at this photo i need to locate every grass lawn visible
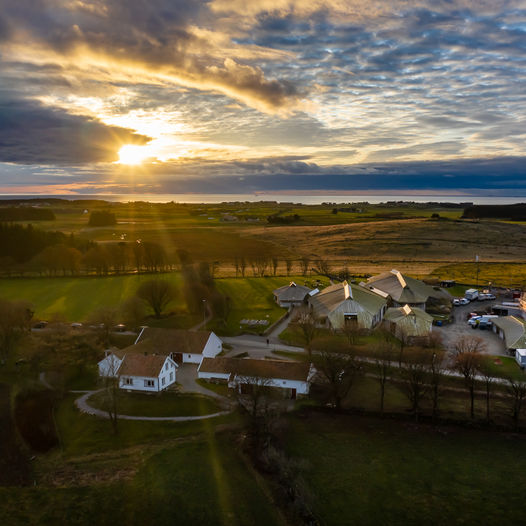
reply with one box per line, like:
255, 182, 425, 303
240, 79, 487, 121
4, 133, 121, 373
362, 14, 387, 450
196, 379, 233, 398
479, 355, 524, 380
0, 273, 186, 322
209, 275, 324, 336
284, 411, 526, 526
0, 435, 283, 526
55, 394, 238, 456
88, 390, 220, 417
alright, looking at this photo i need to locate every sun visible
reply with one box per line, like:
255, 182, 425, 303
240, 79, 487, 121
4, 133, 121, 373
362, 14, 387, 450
117, 144, 151, 165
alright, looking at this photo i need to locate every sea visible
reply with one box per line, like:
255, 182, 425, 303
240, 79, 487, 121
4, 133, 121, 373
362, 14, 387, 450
0, 193, 526, 205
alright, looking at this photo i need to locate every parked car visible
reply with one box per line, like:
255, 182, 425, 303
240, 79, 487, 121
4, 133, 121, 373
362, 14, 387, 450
32, 321, 48, 329
459, 298, 470, 305
468, 316, 481, 326
478, 320, 493, 330
478, 293, 496, 301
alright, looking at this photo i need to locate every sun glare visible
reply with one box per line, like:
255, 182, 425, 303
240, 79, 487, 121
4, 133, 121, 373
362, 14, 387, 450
118, 144, 151, 165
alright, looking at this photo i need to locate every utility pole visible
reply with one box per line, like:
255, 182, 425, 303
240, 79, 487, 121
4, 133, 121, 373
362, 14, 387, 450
475, 255, 480, 290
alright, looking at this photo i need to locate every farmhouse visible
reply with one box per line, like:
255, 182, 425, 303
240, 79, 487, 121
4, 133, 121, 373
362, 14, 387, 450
307, 280, 387, 330
118, 354, 177, 392
492, 316, 526, 358
273, 281, 314, 307
98, 351, 177, 392
361, 269, 451, 311
383, 304, 434, 340
198, 357, 315, 398
135, 328, 223, 364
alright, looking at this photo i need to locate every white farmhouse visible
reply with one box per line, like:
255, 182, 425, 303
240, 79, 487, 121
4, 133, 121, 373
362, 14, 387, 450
135, 328, 223, 364
98, 351, 178, 392
198, 357, 315, 398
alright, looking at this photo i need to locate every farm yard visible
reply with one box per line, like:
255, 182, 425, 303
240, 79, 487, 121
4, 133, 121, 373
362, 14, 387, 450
3, 199, 526, 526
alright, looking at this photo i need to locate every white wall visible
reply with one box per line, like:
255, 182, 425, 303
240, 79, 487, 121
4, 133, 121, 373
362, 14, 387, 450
197, 370, 230, 381
231, 375, 310, 394
203, 332, 223, 358
98, 354, 122, 377
119, 357, 177, 392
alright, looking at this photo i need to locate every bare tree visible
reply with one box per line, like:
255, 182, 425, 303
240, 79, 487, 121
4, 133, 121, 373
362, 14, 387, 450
136, 279, 176, 318
398, 349, 429, 421
295, 311, 318, 358
476, 359, 496, 424
285, 259, 293, 276
0, 299, 33, 365
271, 257, 279, 276
372, 338, 395, 416
430, 351, 445, 421
101, 352, 121, 434
234, 374, 277, 430
313, 351, 363, 411
300, 257, 310, 276
341, 319, 360, 347
397, 326, 411, 367
314, 258, 331, 277
452, 336, 486, 419
239, 257, 247, 277
506, 376, 526, 431
90, 306, 118, 347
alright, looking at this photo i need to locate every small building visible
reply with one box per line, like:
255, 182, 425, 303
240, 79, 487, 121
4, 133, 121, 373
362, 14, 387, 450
308, 280, 387, 330
383, 304, 434, 340
492, 316, 526, 355
272, 282, 313, 307
198, 357, 315, 398
117, 354, 177, 392
135, 328, 223, 364
516, 349, 526, 368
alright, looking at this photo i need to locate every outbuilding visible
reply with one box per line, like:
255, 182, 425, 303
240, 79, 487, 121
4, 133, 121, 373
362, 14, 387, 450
198, 357, 315, 398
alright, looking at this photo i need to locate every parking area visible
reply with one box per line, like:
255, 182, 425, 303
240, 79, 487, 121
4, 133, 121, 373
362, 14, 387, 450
433, 300, 507, 356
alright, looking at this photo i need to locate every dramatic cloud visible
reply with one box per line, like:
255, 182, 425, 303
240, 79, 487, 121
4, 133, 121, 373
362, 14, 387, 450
0, 0, 525, 193
0, 95, 150, 164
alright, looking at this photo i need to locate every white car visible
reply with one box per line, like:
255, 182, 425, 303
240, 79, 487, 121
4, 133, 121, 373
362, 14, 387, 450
468, 316, 481, 326
453, 297, 470, 305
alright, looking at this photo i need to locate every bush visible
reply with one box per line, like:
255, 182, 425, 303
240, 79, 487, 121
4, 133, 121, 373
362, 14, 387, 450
88, 210, 117, 227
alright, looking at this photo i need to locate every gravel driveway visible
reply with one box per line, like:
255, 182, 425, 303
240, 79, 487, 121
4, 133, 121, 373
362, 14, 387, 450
434, 300, 506, 356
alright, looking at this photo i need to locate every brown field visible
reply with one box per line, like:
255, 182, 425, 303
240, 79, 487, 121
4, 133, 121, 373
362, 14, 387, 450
242, 217, 526, 278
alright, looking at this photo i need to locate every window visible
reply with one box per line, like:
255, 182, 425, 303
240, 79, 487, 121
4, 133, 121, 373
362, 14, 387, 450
124, 377, 133, 386
170, 372, 174, 382
162, 377, 166, 386
144, 379, 155, 387
188, 354, 191, 358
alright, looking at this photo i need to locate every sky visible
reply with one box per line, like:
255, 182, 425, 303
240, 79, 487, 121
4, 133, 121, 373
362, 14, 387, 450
0, 0, 525, 196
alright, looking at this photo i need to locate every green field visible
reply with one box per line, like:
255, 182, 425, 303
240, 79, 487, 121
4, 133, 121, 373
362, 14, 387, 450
0, 274, 182, 321
285, 411, 526, 525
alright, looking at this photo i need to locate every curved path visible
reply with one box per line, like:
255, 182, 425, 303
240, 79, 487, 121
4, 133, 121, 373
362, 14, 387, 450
75, 389, 233, 422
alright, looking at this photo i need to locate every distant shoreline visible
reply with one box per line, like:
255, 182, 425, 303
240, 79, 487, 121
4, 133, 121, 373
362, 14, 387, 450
0, 193, 525, 205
